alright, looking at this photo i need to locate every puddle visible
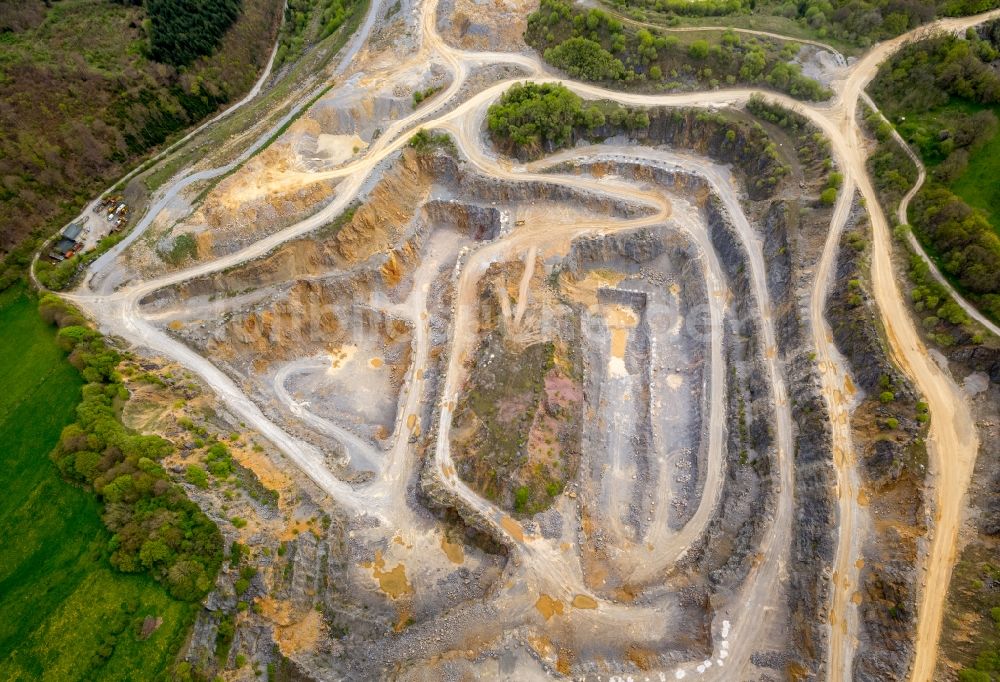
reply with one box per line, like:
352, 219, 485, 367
535, 594, 565, 620
500, 515, 525, 542
363, 550, 413, 599
572, 594, 598, 609
440, 536, 465, 564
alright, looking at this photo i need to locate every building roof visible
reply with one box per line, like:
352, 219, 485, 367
63, 222, 82, 240
53, 237, 77, 255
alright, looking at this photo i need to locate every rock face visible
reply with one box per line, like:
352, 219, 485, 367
826, 201, 926, 682
563, 229, 665, 275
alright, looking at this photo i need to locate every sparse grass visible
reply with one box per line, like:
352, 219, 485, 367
940, 543, 1000, 679
0, 287, 195, 680
452, 332, 580, 515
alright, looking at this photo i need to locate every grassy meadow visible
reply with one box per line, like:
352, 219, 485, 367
0, 287, 195, 681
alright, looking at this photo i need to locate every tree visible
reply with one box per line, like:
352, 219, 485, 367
544, 37, 626, 81
146, 0, 243, 66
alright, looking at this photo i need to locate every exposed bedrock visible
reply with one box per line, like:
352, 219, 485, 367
683, 196, 778, 582
421, 200, 502, 241
708, 191, 836, 674
827, 201, 926, 682
597, 109, 788, 201
762, 199, 837, 676
563, 228, 665, 275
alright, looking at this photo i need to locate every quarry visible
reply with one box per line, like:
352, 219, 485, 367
47, 0, 1000, 679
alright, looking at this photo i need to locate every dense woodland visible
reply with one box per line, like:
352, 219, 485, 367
38, 295, 223, 602
525, 0, 831, 100
0, 0, 283, 286
870, 21, 1000, 323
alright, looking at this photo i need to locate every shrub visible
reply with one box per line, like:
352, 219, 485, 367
688, 39, 710, 59
185, 465, 209, 489
879, 391, 896, 403
514, 486, 531, 512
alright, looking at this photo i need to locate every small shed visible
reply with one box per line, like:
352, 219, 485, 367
64, 222, 83, 241
53, 237, 77, 257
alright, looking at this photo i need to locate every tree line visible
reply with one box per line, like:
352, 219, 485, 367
608, 0, 999, 48
38, 295, 223, 602
525, 0, 831, 101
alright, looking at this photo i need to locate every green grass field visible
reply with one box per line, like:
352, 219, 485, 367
895, 100, 1000, 239
950, 111, 1000, 235
0, 287, 195, 681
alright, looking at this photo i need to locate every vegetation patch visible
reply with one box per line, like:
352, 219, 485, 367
0, 287, 196, 680
144, 0, 243, 66
870, 22, 1000, 324
939, 543, 1000, 680
407, 129, 457, 155
603, 0, 1000, 48
39, 294, 224, 602
273, 0, 363, 68
526, 1, 830, 100
487, 82, 648, 159
451, 331, 582, 516
0, 0, 283, 288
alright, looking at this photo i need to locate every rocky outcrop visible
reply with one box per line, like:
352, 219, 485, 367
563, 228, 665, 276
826, 201, 925, 682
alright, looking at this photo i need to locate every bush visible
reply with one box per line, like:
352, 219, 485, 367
514, 486, 530, 512
879, 390, 896, 403
185, 465, 209, 489
820, 187, 838, 205
688, 40, 709, 59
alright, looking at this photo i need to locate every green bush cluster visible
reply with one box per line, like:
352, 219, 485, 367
412, 85, 442, 107
38, 295, 222, 602
407, 129, 456, 155
275, 0, 360, 67
608, 0, 741, 18
486, 82, 608, 156
526, 1, 831, 100
910, 187, 1000, 320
